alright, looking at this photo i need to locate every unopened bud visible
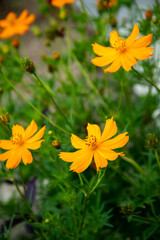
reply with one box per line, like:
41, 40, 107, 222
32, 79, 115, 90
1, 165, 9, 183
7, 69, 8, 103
0, 88, 3, 94
53, 52, 60, 60
48, 64, 55, 73
20, 58, 35, 73
145, 10, 152, 20
145, 133, 159, 149
48, 130, 53, 135
59, 8, 68, 20
0, 107, 9, 125
52, 140, 60, 148
31, 26, 42, 38
120, 203, 132, 215
0, 56, 4, 63
45, 40, 51, 47
11, 37, 20, 48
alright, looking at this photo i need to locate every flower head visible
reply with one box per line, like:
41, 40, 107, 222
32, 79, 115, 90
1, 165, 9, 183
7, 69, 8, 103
59, 117, 129, 173
0, 10, 35, 39
51, 0, 75, 8
91, 24, 153, 73
0, 120, 45, 169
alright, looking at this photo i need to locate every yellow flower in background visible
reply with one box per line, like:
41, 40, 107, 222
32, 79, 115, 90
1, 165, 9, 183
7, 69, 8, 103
0, 120, 45, 169
59, 117, 129, 173
51, 0, 75, 7
91, 24, 153, 73
0, 10, 35, 39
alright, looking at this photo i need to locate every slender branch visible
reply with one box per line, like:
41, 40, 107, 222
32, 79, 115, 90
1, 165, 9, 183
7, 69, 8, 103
154, 149, 160, 168
132, 67, 160, 93
122, 156, 146, 176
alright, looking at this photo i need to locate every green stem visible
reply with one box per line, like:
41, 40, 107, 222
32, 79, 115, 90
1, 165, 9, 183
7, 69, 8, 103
88, 168, 106, 197
79, 197, 88, 234
122, 156, 146, 176
117, 78, 124, 112
33, 72, 72, 129
1, 72, 69, 135
154, 149, 160, 168
78, 173, 84, 186
132, 67, 160, 93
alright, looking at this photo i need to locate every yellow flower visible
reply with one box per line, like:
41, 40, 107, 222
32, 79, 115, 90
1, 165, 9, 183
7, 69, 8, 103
0, 10, 35, 39
59, 117, 129, 173
0, 120, 45, 169
91, 24, 153, 73
51, 0, 75, 7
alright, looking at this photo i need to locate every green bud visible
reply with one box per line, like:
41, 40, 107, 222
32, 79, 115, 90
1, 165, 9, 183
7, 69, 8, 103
20, 57, 35, 73
0, 107, 9, 125
145, 133, 159, 149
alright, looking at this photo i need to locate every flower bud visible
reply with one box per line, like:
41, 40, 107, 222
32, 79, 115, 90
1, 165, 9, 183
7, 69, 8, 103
31, 26, 42, 38
145, 133, 159, 149
11, 37, 20, 48
0, 55, 4, 63
120, 203, 132, 215
145, 10, 152, 20
20, 57, 35, 73
59, 8, 68, 20
52, 140, 60, 148
0, 107, 10, 125
45, 40, 51, 47
53, 52, 60, 60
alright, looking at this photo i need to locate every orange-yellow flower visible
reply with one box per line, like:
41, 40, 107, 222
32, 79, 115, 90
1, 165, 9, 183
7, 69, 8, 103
0, 120, 45, 169
59, 117, 129, 173
51, 0, 75, 7
0, 10, 35, 39
91, 24, 153, 73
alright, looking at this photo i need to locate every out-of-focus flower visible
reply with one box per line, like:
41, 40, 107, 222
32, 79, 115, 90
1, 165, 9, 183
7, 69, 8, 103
59, 117, 129, 173
145, 10, 152, 20
91, 24, 153, 73
0, 120, 45, 169
97, 0, 117, 11
0, 56, 4, 63
53, 52, 60, 59
52, 140, 60, 148
11, 37, 20, 48
0, 10, 35, 39
51, 0, 75, 8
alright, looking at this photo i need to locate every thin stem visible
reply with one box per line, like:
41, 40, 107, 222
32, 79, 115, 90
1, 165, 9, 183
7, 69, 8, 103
122, 156, 146, 176
33, 72, 72, 129
132, 67, 160, 93
154, 149, 160, 168
88, 168, 106, 197
78, 173, 84, 186
19, 167, 27, 200
1, 72, 69, 135
79, 197, 88, 234
117, 78, 124, 112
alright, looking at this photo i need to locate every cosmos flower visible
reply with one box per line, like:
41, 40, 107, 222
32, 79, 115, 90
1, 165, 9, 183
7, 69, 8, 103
0, 120, 45, 169
91, 24, 153, 73
59, 117, 129, 173
0, 10, 35, 39
50, 0, 75, 8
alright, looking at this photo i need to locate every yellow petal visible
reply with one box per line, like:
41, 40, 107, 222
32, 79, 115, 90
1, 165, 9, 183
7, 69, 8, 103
94, 150, 108, 171
23, 140, 45, 150
70, 149, 93, 173
86, 123, 101, 140
23, 14, 35, 24
126, 24, 139, 47
92, 43, 116, 56
26, 125, 46, 143
104, 56, 121, 73
121, 53, 133, 71
6, 12, 17, 21
12, 124, 25, 136
0, 149, 15, 161
109, 30, 120, 48
100, 117, 117, 143
128, 47, 153, 60
24, 120, 38, 141
59, 148, 88, 162
0, 140, 15, 150
91, 53, 117, 67
97, 147, 119, 161
71, 134, 86, 149
22, 148, 33, 165
6, 150, 22, 169
101, 132, 129, 149
18, 10, 29, 21
131, 34, 153, 48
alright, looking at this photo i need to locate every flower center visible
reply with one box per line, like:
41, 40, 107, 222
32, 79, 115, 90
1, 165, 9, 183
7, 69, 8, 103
113, 37, 126, 52
11, 133, 24, 145
84, 135, 98, 150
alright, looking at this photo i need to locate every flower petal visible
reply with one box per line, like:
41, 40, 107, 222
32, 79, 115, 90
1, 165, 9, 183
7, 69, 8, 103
24, 120, 38, 141
87, 123, 101, 140
97, 147, 120, 161
23, 14, 35, 25
6, 150, 22, 169
18, 10, 29, 21
12, 124, 25, 136
109, 30, 120, 48
23, 140, 45, 150
131, 34, 153, 48
59, 148, 88, 162
26, 125, 46, 143
0, 149, 15, 161
71, 134, 86, 149
0, 140, 15, 150
91, 53, 117, 67
94, 150, 108, 171
128, 47, 153, 60
104, 56, 121, 73
69, 148, 93, 173
100, 117, 117, 143
101, 132, 129, 149
22, 148, 33, 165
126, 24, 139, 47
121, 53, 133, 71
92, 43, 116, 56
